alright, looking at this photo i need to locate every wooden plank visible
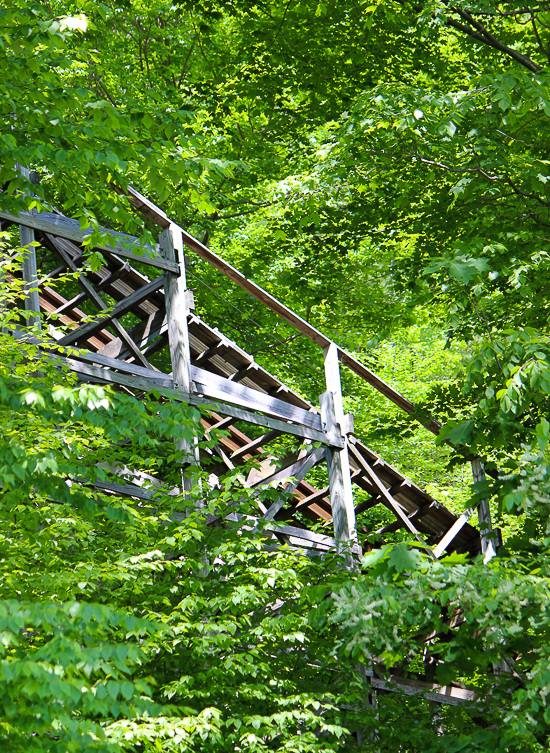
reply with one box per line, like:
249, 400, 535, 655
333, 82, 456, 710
347, 440, 426, 542
472, 458, 497, 563
294, 485, 330, 509
366, 672, 475, 706
223, 513, 361, 555
48, 343, 167, 383
261, 447, 327, 522
323, 342, 355, 543
111, 184, 171, 229
320, 389, 355, 543
207, 416, 235, 433
91, 479, 154, 501
192, 364, 324, 432
44, 233, 152, 368
253, 449, 325, 491
433, 509, 473, 559
376, 501, 440, 534
231, 430, 282, 461
159, 224, 197, 477
0, 209, 179, 274
20, 222, 41, 327
60, 354, 334, 444
97, 308, 167, 359
54, 291, 88, 315
56, 275, 165, 346
160, 226, 192, 393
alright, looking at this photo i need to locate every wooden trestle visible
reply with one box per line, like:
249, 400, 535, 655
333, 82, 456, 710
2, 191, 481, 561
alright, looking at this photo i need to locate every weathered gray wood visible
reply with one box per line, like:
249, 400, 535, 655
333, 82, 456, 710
91, 479, 155, 501
192, 365, 324, 432
54, 291, 88, 315
51, 344, 167, 383
261, 447, 327, 521
224, 512, 361, 555
433, 509, 473, 559
194, 340, 227, 364
111, 184, 171, 229
231, 430, 282, 461
97, 308, 167, 359
322, 342, 356, 544
56, 274, 165, 346
20, 223, 41, 328
376, 501, 440, 535
471, 458, 497, 563
45, 234, 152, 368
159, 224, 197, 479
160, 226, 192, 393
207, 416, 236, 433
347, 440, 425, 541
228, 363, 257, 383
294, 485, 330, 509
53, 349, 339, 444
0, 209, 179, 273
365, 670, 475, 706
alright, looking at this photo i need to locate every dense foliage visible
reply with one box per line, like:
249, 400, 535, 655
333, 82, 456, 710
3, 0, 550, 749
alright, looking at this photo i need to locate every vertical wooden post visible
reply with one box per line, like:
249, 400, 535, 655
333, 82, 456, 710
159, 223, 197, 491
20, 224, 41, 328
16, 165, 41, 329
471, 458, 497, 562
321, 342, 356, 543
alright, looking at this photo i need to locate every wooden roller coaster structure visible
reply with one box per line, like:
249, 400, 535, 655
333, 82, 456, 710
2, 177, 499, 707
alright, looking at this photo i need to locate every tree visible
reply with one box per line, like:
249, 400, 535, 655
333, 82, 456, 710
4, 0, 550, 749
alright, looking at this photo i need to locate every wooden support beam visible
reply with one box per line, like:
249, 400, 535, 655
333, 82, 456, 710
223, 513, 362, 555
472, 458, 497, 563
433, 509, 473, 559
347, 440, 427, 543
261, 447, 327, 522
56, 273, 164, 347
322, 343, 356, 543
228, 363, 257, 383
194, 340, 227, 364
53, 291, 88, 316
365, 669, 475, 706
0, 209, 179, 273
231, 430, 282, 461
376, 501, 439, 535
207, 416, 235, 433
159, 224, 197, 482
192, 365, 324, 433
97, 308, 167, 359
20, 223, 41, 328
44, 234, 153, 368
96, 261, 131, 290
58, 354, 335, 444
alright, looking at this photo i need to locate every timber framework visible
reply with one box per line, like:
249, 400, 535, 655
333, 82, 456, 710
2, 182, 487, 558
4, 180, 496, 704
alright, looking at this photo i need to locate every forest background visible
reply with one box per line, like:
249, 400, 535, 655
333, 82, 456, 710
2, 0, 550, 750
